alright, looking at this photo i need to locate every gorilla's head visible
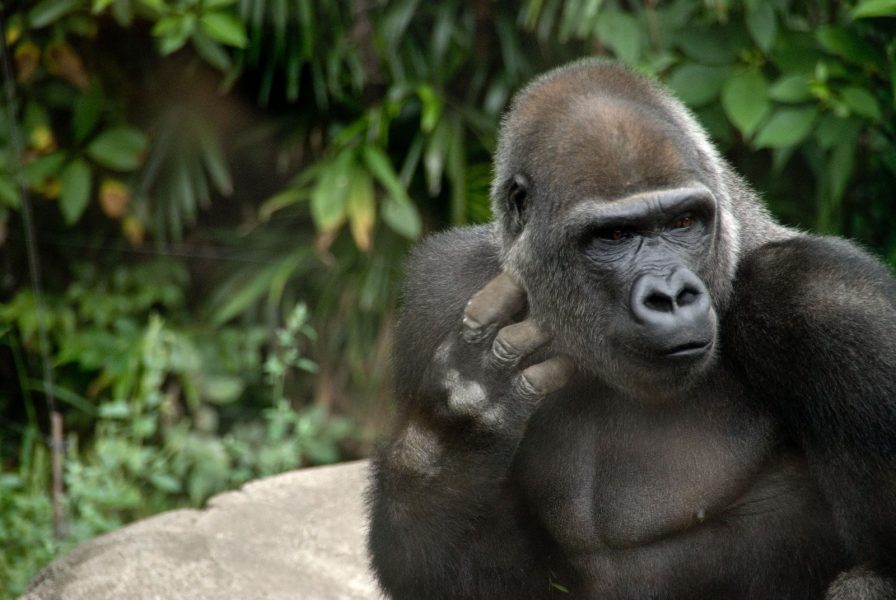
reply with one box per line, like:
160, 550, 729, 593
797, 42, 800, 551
490, 60, 780, 399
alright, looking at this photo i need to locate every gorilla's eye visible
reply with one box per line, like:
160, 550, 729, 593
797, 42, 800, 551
671, 214, 695, 230
595, 226, 633, 242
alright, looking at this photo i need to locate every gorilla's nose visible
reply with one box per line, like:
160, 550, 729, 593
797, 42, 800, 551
630, 269, 714, 355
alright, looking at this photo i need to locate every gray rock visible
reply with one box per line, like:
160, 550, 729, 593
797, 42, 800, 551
21, 460, 380, 600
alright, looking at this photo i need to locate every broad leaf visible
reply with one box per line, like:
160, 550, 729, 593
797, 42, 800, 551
840, 87, 881, 120
60, 158, 92, 224
362, 145, 412, 205
827, 140, 855, 207
28, 0, 80, 28
310, 152, 352, 232
722, 70, 769, 137
769, 74, 811, 103
851, 0, 896, 18
86, 127, 147, 171
815, 26, 882, 68
381, 196, 421, 240
346, 169, 376, 252
667, 64, 729, 107
0, 175, 20, 209
596, 10, 642, 65
746, 2, 776, 53
23, 152, 66, 185
754, 107, 816, 148
200, 11, 248, 48
814, 114, 861, 150
72, 84, 104, 142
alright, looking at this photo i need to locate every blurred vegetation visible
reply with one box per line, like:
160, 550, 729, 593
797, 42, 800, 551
2, 0, 896, 595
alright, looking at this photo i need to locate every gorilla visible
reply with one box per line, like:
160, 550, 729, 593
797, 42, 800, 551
367, 59, 896, 599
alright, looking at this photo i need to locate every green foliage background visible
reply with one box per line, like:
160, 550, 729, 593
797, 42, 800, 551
2, 0, 896, 595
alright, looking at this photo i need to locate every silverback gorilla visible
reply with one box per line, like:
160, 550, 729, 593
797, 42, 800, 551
367, 60, 896, 599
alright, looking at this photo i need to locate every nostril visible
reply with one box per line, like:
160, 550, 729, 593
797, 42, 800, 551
644, 292, 674, 313
676, 287, 700, 307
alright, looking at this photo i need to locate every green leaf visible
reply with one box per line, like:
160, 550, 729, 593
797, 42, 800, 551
199, 11, 248, 48
754, 107, 817, 148
746, 2, 777, 53
362, 145, 412, 205
24, 152, 66, 185
417, 85, 442, 134
721, 70, 770, 137
840, 86, 881, 120
191, 30, 232, 71
815, 26, 883, 68
814, 114, 861, 150
596, 10, 642, 65
346, 169, 376, 251
362, 145, 421, 240
99, 400, 130, 418
851, 0, 896, 18
424, 118, 450, 196
201, 375, 244, 404
204, 0, 238, 8
211, 264, 279, 324
770, 31, 820, 74
768, 74, 811, 103
86, 127, 147, 171
827, 140, 855, 206
72, 84, 104, 143
675, 26, 740, 66
666, 64, 729, 107
381, 196, 421, 240
28, 0, 81, 28
149, 473, 182, 493
60, 159, 92, 224
197, 126, 233, 194
310, 152, 353, 232
152, 14, 195, 55
0, 175, 20, 209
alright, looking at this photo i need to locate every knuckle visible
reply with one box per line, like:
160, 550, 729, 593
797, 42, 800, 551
515, 372, 544, 401
491, 332, 521, 367
462, 273, 527, 331
505, 320, 549, 350
520, 356, 575, 397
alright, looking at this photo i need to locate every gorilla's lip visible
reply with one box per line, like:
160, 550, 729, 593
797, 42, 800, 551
664, 340, 713, 358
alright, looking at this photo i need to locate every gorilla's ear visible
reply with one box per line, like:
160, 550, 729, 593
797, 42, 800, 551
506, 173, 530, 235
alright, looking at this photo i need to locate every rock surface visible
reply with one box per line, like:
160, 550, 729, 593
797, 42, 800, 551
22, 460, 379, 600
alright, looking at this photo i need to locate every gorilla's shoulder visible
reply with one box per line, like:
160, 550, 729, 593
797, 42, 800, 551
393, 225, 502, 400
733, 235, 896, 316
403, 225, 502, 308
738, 235, 894, 289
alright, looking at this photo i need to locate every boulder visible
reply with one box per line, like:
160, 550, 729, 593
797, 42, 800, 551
22, 460, 379, 600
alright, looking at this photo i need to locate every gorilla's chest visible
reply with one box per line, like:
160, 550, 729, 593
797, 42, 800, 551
513, 376, 776, 553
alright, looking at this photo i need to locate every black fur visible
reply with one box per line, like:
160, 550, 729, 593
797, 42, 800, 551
367, 60, 896, 599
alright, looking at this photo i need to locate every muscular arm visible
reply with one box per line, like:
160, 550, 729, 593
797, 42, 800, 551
725, 236, 896, 577
367, 226, 573, 599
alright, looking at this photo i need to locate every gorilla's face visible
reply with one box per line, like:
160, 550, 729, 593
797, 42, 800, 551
496, 80, 725, 399
517, 185, 720, 399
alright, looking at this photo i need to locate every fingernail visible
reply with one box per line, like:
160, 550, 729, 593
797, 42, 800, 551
462, 315, 481, 331
462, 316, 486, 342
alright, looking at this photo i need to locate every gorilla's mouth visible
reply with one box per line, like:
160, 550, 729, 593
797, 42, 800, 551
665, 340, 713, 358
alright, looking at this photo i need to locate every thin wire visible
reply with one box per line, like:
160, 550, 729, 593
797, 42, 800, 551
4, 230, 306, 266
0, 9, 57, 418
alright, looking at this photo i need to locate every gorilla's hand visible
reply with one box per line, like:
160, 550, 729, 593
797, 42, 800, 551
434, 273, 575, 437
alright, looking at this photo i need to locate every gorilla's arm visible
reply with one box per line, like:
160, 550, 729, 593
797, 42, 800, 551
368, 226, 573, 599
726, 236, 896, 577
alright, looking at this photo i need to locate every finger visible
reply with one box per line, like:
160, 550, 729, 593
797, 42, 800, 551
490, 320, 551, 369
462, 273, 527, 343
517, 356, 576, 399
